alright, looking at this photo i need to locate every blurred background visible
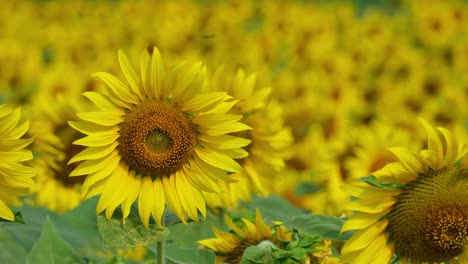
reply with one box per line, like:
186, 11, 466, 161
1, 0, 467, 217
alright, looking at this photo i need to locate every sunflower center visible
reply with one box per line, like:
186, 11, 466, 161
387, 168, 468, 263
223, 239, 260, 264
118, 100, 197, 178
53, 124, 86, 187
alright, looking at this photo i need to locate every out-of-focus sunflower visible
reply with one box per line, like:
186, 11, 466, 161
198, 209, 290, 264
28, 88, 89, 213
0, 105, 36, 221
198, 209, 338, 264
340, 119, 468, 264
203, 68, 292, 210
69, 47, 250, 227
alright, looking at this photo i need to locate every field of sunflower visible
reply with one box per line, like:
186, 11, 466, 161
1, 0, 467, 263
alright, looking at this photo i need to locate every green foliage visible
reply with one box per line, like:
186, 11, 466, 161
239, 195, 307, 222
97, 214, 169, 248
27, 217, 85, 264
283, 214, 350, 241
165, 243, 216, 264
0, 229, 27, 264
359, 175, 405, 189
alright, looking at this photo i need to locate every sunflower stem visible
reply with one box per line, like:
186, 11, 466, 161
156, 239, 165, 264
156, 215, 166, 264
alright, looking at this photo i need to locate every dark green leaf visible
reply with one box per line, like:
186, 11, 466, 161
283, 214, 351, 241
359, 175, 404, 189
294, 182, 321, 196
27, 217, 85, 264
165, 243, 216, 264
240, 195, 307, 222
240, 245, 273, 264
0, 229, 27, 264
97, 214, 168, 248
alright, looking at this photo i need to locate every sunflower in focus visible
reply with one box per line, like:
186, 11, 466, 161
340, 119, 468, 263
69, 47, 250, 227
0, 105, 36, 221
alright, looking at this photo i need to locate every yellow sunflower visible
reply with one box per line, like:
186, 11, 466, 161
0, 105, 36, 221
198, 209, 292, 264
69, 47, 250, 227
203, 68, 292, 210
28, 90, 89, 213
340, 119, 468, 264
199, 209, 338, 264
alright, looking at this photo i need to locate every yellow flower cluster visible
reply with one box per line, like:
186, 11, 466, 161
1, 0, 467, 263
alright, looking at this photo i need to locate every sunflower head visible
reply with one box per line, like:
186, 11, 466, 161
69, 47, 251, 227
0, 105, 36, 221
340, 118, 468, 263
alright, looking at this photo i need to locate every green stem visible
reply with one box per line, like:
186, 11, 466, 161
156, 214, 166, 264
156, 239, 165, 264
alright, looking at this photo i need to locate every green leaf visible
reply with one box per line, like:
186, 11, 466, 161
166, 210, 227, 248
27, 217, 85, 264
97, 213, 169, 248
240, 245, 273, 264
359, 175, 404, 189
0, 229, 27, 264
294, 182, 321, 196
240, 195, 307, 222
165, 243, 216, 264
283, 214, 350, 241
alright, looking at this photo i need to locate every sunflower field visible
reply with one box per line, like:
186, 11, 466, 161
1, 0, 467, 263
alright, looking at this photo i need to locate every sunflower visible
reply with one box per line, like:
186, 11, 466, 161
69, 47, 250, 227
198, 209, 292, 264
203, 68, 292, 210
28, 88, 89, 213
198, 209, 338, 264
340, 119, 468, 264
0, 105, 36, 221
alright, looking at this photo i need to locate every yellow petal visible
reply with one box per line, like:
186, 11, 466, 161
118, 49, 141, 99
387, 147, 426, 174
70, 152, 120, 176
68, 121, 116, 135
122, 170, 141, 223
341, 220, 388, 255
0, 200, 14, 221
163, 175, 187, 223
419, 118, 443, 169
138, 176, 154, 228
69, 142, 118, 164
195, 148, 243, 173
92, 72, 138, 106
345, 196, 395, 214
77, 112, 123, 126
151, 178, 166, 227
182, 92, 229, 113
341, 210, 388, 234
73, 131, 119, 147
150, 46, 165, 97
82, 92, 124, 115
198, 134, 251, 149
255, 209, 271, 238
437, 127, 458, 167
175, 171, 200, 221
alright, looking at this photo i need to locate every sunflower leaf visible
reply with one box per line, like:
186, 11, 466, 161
27, 216, 85, 264
97, 213, 169, 248
0, 229, 27, 264
359, 175, 405, 189
164, 243, 216, 264
282, 214, 351, 241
